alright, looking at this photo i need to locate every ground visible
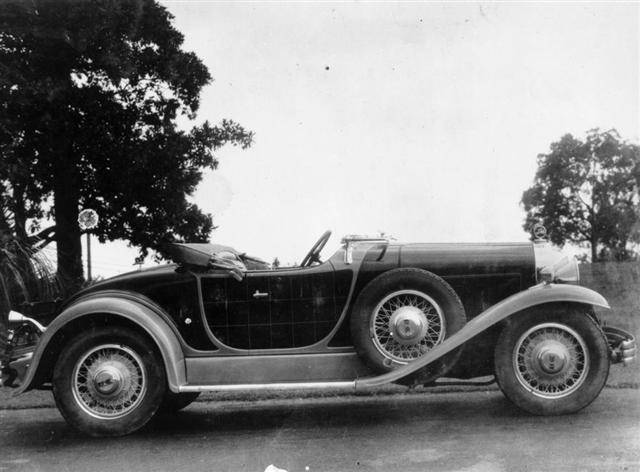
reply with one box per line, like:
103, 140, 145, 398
1, 388, 638, 472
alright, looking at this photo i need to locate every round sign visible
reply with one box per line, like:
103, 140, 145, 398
78, 209, 99, 230
533, 223, 547, 240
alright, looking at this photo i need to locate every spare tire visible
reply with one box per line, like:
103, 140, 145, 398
350, 268, 466, 385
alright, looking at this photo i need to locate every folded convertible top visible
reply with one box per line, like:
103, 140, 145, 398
166, 243, 269, 280
166, 243, 246, 280
167, 243, 240, 267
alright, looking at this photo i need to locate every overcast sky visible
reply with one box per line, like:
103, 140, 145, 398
77, 2, 638, 277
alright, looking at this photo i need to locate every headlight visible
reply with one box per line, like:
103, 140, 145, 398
534, 243, 580, 285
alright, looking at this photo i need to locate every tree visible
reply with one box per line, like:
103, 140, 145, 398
0, 0, 253, 293
522, 129, 640, 262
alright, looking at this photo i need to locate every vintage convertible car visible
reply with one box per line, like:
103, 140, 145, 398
1, 231, 636, 436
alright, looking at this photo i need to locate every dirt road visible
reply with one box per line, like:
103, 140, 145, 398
1, 388, 638, 472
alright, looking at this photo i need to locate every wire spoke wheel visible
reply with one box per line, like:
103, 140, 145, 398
72, 344, 147, 420
352, 269, 466, 384
495, 309, 610, 416
371, 289, 446, 363
513, 323, 589, 399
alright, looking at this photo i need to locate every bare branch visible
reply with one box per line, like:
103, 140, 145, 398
27, 225, 56, 246
32, 235, 56, 250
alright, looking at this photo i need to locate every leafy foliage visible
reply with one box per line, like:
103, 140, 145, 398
0, 235, 59, 307
522, 129, 640, 261
0, 0, 253, 292
0, 195, 60, 322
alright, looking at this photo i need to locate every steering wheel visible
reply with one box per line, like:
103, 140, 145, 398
300, 230, 332, 267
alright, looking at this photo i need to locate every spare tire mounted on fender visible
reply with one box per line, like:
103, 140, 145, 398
350, 268, 467, 384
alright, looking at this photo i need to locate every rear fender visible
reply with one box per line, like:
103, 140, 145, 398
356, 283, 610, 388
15, 292, 186, 394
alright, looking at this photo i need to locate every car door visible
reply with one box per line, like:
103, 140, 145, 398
245, 262, 338, 351
201, 262, 338, 351
198, 270, 278, 350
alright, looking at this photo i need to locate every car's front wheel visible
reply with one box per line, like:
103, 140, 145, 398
494, 307, 609, 415
52, 326, 166, 437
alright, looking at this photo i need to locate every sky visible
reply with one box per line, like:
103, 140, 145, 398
69, 2, 639, 277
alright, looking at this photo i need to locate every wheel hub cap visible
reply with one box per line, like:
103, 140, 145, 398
72, 344, 147, 419
93, 366, 124, 396
371, 290, 446, 363
534, 341, 569, 375
513, 323, 589, 399
390, 307, 428, 345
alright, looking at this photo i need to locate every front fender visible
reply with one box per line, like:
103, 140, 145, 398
15, 293, 186, 394
356, 283, 609, 388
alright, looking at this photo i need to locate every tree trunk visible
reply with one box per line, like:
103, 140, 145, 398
0, 205, 11, 238
0, 274, 10, 363
12, 185, 28, 242
588, 205, 598, 262
53, 167, 83, 295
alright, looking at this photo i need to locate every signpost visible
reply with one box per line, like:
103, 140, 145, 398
78, 209, 99, 281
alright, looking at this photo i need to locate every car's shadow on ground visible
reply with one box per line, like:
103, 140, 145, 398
5, 391, 546, 448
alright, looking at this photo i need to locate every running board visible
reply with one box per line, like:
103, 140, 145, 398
178, 381, 356, 393
177, 377, 497, 393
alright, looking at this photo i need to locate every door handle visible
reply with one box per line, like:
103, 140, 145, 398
252, 290, 269, 299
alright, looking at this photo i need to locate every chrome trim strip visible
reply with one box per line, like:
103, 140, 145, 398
179, 381, 356, 393
8, 311, 46, 333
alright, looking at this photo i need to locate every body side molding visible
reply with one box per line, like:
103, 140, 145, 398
16, 294, 186, 394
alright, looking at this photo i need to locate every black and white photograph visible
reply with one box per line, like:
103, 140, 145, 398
0, 1, 638, 471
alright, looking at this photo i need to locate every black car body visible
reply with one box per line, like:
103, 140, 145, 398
1, 232, 636, 436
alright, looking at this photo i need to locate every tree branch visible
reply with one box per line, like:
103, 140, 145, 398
32, 234, 56, 250
575, 192, 593, 213
27, 225, 56, 246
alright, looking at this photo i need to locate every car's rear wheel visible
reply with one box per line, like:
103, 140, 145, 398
350, 268, 467, 385
494, 307, 609, 415
52, 326, 166, 437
